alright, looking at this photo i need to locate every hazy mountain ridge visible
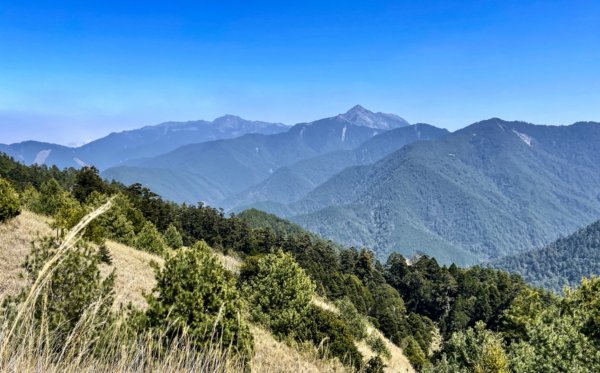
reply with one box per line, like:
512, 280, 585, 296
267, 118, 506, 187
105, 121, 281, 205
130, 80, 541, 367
103, 106, 412, 206
0, 141, 81, 168
0, 115, 288, 170
223, 123, 448, 211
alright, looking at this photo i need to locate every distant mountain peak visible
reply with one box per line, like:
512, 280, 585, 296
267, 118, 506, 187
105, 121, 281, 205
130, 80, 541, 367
339, 105, 409, 129
213, 114, 243, 122
344, 104, 372, 115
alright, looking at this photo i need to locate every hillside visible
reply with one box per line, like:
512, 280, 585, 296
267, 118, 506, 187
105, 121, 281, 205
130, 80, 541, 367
3, 153, 600, 372
283, 119, 600, 264
491, 219, 600, 292
225, 123, 448, 211
0, 115, 287, 170
103, 106, 408, 206
0, 210, 412, 373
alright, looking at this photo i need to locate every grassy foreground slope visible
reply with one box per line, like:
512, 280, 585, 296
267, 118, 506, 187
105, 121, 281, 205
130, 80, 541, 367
0, 210, 413, 373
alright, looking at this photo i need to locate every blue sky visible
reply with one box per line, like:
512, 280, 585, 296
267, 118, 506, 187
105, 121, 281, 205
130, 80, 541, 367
1, 0, 599, 145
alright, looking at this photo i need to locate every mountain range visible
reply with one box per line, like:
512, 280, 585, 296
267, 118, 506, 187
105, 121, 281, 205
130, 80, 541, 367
0, 115, 287, 170
222, 123, 447, 211
3, 106, 600, 269
101, 105, 412, 205
282, 119, 600, 265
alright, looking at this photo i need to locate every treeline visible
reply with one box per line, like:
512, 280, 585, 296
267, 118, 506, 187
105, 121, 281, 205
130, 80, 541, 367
2, 152, 600, 372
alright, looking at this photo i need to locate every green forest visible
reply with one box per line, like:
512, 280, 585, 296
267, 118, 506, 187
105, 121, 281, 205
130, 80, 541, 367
492, 219, 600, 292
1, 152, 600, 372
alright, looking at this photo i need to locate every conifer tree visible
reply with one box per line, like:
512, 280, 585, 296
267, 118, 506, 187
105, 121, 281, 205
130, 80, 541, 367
240, 250, 315, 335
97, 243, 113, 265
16, 237, 116, 349
144, 241, 253, 361
135, 221, 165, 255
163, 224, 183, 249
0, 178, 20, 222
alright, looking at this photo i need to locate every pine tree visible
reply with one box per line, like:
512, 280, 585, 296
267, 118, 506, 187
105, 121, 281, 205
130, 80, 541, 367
97, 243, 113, 265
17, 237, 115, 348
51, 195, 84, 237
144, 241, 253, 361
240, 250, 315, 335
0, 178, 20, 222
35, 178, 68, 216
403, 336, 428, 371
163, 224, 183, 249
72, 166, 108, 203
135, 221, 165, 255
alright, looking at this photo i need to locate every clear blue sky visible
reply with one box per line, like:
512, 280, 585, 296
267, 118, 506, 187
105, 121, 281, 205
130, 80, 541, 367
1, 0, 599, 145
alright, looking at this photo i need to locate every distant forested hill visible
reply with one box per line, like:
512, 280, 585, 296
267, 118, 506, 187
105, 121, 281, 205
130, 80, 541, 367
224, 123, 447, 211
284, 120, 600, 265
491, 219, 600, 292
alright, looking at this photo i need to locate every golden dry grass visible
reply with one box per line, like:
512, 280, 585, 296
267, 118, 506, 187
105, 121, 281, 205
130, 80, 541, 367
356, 325, 415, 373
213, 250, 243, 274
250, 326, 346, 373
312, 296, 340, 314
0, 211, 363, 372
0, 210, 52, 301
311, 298, 415, 373
101, 240, 163, 309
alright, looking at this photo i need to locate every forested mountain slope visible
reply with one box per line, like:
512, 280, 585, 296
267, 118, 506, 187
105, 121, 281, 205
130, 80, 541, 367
491, 219, 600, 292
224, 123, 448, 211
286, 120, 600, 265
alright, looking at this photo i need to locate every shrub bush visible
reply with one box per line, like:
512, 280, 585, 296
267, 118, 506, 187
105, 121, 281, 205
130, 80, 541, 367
240, 250, 315, 335
403, 336, 428, 371
97, 243, 113, 265
32, 178, 69, 216
366, 335, 391, 359
135, 221, 165, 255
0, 177, 20, 222
51, 195, 85, 236
164, 224, 183, 249
16, 237, 115, 348
428, 322, 509, 373
296, 305, 363, 369
85, 192, 142, 245
365, 355, 386, 373
144, 241, 253, 361
335, 297, 368, 340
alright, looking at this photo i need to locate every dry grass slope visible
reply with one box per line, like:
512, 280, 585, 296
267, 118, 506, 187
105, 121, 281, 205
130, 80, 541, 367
0, 210, 361, 372
355, 325, 415, 373
0, 210, 52, 300
101, 241, 162, 309
311, 298, 415, 373
251, 326, 346, 373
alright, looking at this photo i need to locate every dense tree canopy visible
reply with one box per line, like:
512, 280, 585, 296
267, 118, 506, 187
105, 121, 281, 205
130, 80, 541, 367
492, 219, 600, 292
